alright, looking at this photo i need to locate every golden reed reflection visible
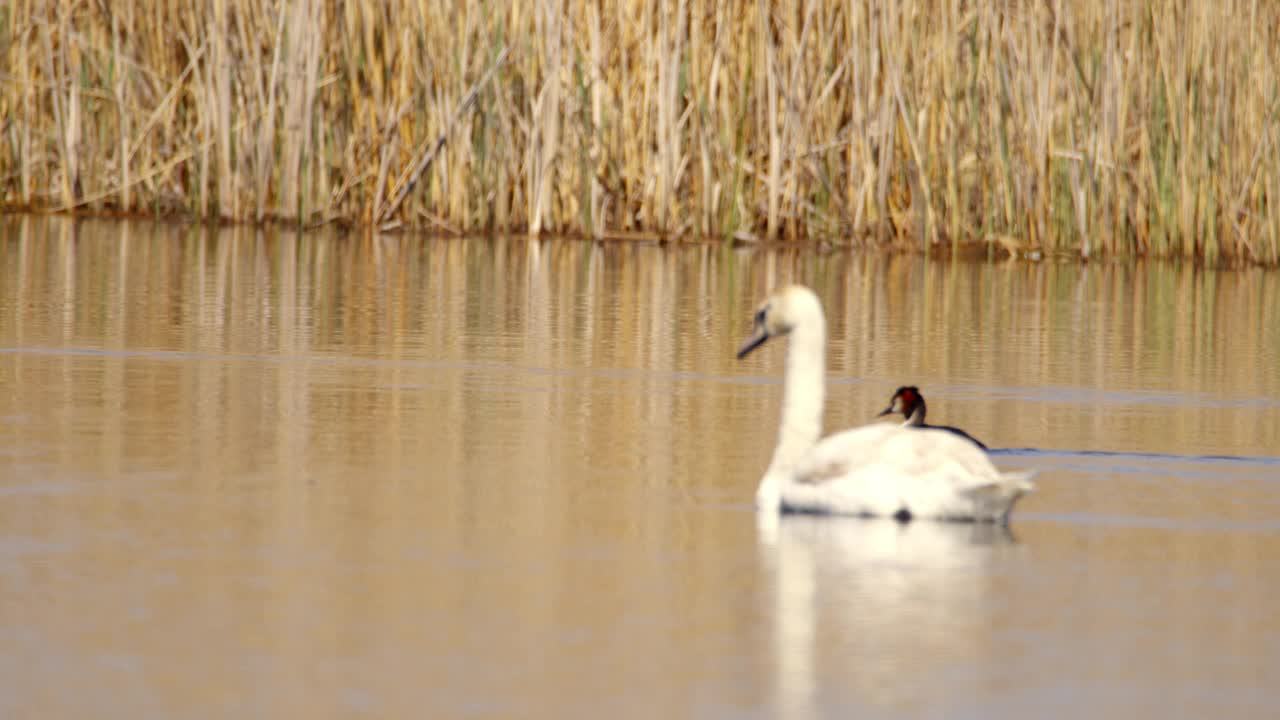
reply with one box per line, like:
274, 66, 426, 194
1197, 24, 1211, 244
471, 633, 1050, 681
0, 215, 1278, 716
2, 215, 1277, 536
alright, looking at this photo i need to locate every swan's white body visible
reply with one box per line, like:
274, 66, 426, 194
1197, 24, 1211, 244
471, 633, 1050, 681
740, 285, 1034, 522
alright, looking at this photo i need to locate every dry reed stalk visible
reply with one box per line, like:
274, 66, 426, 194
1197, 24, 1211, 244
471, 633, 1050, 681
182, 30, 212, 218
654, 0, 680, 234
377, 46, 510, 226
35, 6, 64, 208
587, 2, 605, 238
212, 0, 233, 219
15, 11, 34, 207
758, 0, 780, 241
2, 0, 1280, 265
111, 8, 129, 212
527, 0, 562, 236
691, 0, 719, 237
275, 0, 317, 221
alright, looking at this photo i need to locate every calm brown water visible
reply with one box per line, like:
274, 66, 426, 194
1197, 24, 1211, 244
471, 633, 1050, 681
1, 216, 1278, 718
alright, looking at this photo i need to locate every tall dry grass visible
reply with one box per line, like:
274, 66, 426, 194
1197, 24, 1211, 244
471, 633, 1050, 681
2, 0, 1279, 265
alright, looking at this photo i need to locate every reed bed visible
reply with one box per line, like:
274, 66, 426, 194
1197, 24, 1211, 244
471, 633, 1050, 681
2, 0, 1279, 265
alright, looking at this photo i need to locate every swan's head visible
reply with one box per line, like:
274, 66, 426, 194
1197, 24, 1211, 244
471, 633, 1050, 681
877, 386, 925, 419
736, 285, 824, 359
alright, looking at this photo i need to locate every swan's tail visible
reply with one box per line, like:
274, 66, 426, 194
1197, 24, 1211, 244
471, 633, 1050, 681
1000, 469, 1038, 493
963, 469, 1037, 523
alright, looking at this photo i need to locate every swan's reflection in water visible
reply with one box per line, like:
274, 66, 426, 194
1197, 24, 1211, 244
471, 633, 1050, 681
759, 514, 1022, 715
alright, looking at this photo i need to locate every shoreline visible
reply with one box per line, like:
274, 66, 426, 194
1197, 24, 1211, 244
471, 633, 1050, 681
8, 210, 1274, 270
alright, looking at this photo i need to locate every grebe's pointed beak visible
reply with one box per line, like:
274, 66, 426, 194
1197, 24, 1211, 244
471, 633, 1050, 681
876, 405, 894, 417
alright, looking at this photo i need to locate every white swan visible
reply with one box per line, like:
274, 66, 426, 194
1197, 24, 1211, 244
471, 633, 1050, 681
737, 285, 1034, 522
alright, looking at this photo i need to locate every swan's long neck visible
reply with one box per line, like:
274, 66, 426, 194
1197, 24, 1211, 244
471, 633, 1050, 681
757, 313, 826, 509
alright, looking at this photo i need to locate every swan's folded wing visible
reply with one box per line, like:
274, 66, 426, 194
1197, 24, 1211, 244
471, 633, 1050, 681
788, 423, 1016, 518
799, 424, 993, 484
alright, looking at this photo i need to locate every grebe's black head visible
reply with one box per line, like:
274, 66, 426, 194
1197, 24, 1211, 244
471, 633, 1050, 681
877, 386, 925, 420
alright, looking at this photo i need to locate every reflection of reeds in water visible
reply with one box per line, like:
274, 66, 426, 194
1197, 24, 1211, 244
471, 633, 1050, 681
4, 215, 1277, 477
3, 3, 1280, 264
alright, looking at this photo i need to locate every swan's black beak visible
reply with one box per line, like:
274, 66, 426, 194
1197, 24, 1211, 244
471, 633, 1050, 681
736, 328, 770, 359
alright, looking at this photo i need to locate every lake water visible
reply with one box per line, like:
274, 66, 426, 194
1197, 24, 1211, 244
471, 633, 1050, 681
1, 216, 1278, 718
